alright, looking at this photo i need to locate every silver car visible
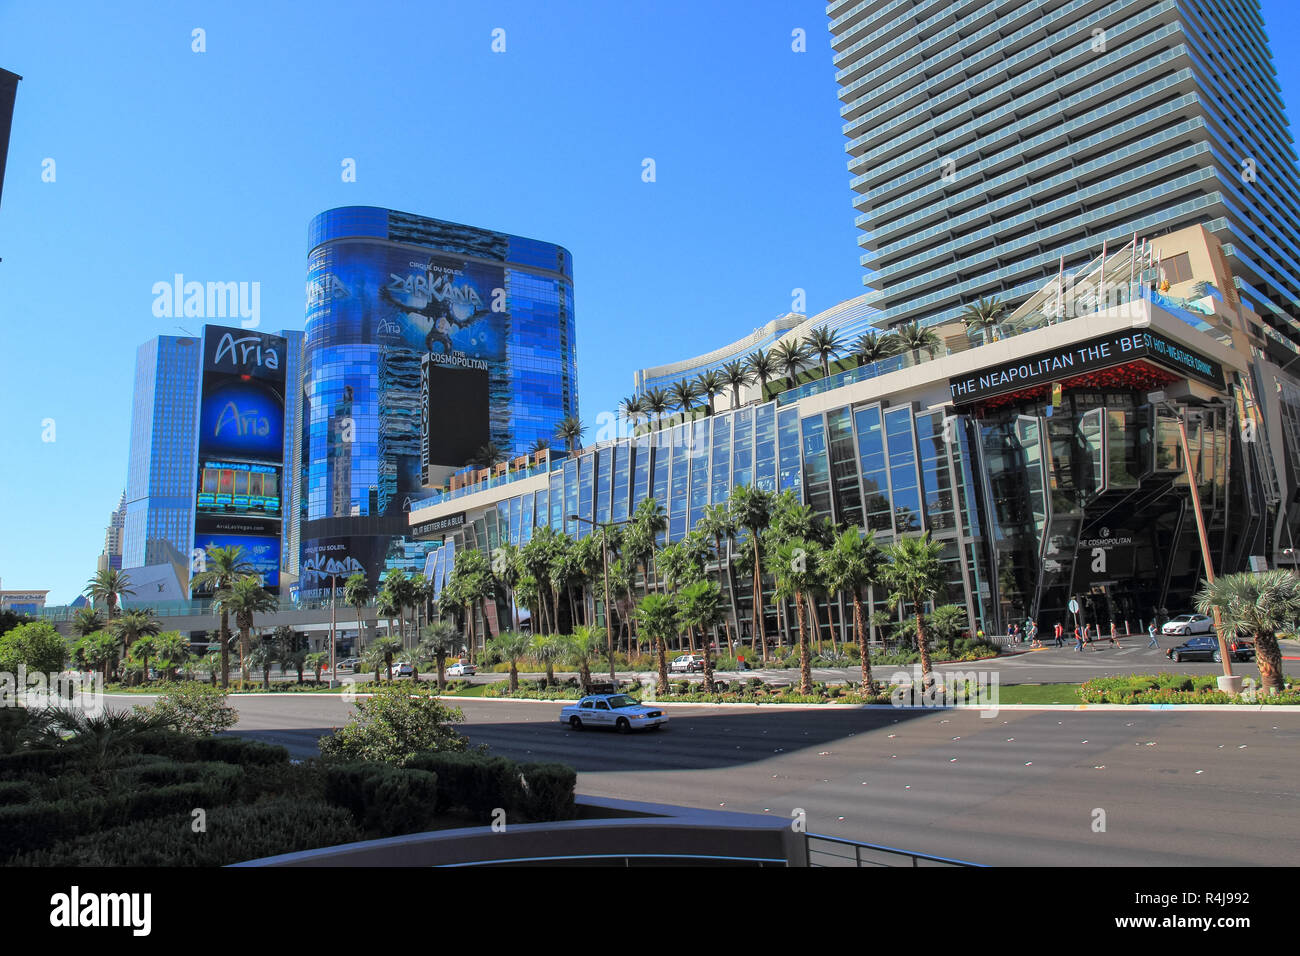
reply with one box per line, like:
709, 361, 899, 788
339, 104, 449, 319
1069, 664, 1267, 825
1161, 614, 1214, 636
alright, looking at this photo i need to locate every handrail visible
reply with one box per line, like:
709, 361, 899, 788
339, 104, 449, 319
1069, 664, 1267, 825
805, 832, 986, 867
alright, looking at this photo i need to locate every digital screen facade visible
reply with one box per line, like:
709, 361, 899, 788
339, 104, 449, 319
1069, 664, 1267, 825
300, 206, 577, 593
194, 325, 288, 593
421, 356, 490, 473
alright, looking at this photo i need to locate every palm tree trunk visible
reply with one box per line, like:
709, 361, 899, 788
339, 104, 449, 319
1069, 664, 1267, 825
916, 604, 933, 687
1255, 629, 1285, 694
751, 537, 766, 662
240, 626, 250, 685
854, 592, 873, 692
655, 637, 669, 695
219, 609, 231, 689
796, 591, 812, 694
437, 652, 447, 691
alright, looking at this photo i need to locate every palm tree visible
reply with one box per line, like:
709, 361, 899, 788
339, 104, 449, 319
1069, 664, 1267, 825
342, 572, 372, 654
493, 542, 522, 630
882, 532, 947, 687
190, 544, 256, 688
369, 636, 404, 682
634, 593, 677, 695
822, 527, 884, 691
695, 370, 726, 416
805, 325, 845, 379
418, 621, 463, 691
530, 632, 564, 685
719, 360, 753, 410
669, 378, 701, 420
488, 631, 533, 693
71, 606, 106, 637
730, 484, 775, 662
563, 625, 606, 694
698, 503, 739, 647
377, 588, 401, 642
959, 296, 1006, 338
468, 442, 506, 469
645, 388, 673, 431
774, 339, 812, 390
110, 608, 161, 667
852, 331, 901, 366
84, 568, 134, 622
630, 498, 668, 593
677, 579, 725, 688
153, 630, 192, 681
620, 395, 645, 432
555, 414, 587, 452
894, 322, 942, 361
215, 575, 278, 685
1196, 569, 1300, 695
768, 539, 821, 693
196, 649, 224, 686
77, 631, 121, 684
745, 349, 780, 399
385, 570, 418, 649
127, 633, 159, 685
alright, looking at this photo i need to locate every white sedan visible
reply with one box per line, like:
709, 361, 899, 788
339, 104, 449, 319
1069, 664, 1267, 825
560, 694, 668, 733
446, 661, 477, 677
1162, 614, 1214, 636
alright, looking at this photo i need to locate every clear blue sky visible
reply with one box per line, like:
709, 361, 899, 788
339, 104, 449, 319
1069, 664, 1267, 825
1, 0, 1298, 604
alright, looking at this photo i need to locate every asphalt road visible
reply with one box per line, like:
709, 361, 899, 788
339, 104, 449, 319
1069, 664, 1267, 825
152, 692, 1300, 867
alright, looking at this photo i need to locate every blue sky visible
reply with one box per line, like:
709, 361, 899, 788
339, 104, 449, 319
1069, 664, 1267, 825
1, 0, 1299, 604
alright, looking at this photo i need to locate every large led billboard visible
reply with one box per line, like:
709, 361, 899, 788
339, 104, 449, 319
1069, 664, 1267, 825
421, 355, 490, 473
195, 325, 287, 593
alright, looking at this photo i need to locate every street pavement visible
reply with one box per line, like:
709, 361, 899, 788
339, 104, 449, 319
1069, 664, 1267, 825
139, 691, 1300, 867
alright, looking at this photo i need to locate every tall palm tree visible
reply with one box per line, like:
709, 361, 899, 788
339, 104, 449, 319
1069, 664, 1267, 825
642, 387, 672, 430
555, 414, 587, 452
529, 436, 551, 455
190, 544, 256, 688
215, 575, 278, 684
882, 533, 947, 687
852, 331, 901, 366
669, 378, 701, 420
152, 630, 192, 681
729, 484, 775, 662
84, 568, 134, 622
822, 527, 884, 691
71, 606, 106, 637
112, 609, 161, 682
634, 594, 677, 695
418, 620, 463, 691
377, 588, 401, 642
493, 542, 522, 630
342, 572, 372, 654
630, 498, 668, 594
720, 360, 753, 410
468, 442, 506, 469
530, 632, 564, 685
368, 636, 403, 681
563, 625, 606, 695
805, 325, 845, 379
1196, 570, 1300, 695
894, 322, 942, 361
698, 503, 739, 647
773, 339, 811, 390
767, 539, 821, 693
695, 370, 726, 416
677, 579, 725, 688
745, 349, 780, 399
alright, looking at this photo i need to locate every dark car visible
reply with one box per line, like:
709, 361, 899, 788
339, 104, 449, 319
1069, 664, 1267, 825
1167, 636, 1255, 663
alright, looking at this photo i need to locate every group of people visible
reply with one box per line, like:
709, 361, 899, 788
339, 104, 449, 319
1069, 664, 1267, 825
994, 618, 1150, 651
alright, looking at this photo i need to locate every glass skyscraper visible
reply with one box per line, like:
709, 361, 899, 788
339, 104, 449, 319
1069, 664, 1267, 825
829, 0, 1300, 342
122, 335, 202, 569
300, 206, 577, 594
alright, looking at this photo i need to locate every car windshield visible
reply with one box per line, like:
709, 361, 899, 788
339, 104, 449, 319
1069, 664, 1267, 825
1172, 615, 1196, 622
606, 695, 638, 709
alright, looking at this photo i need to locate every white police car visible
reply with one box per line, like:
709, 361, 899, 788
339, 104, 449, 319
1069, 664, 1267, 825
560, 694, 668, 733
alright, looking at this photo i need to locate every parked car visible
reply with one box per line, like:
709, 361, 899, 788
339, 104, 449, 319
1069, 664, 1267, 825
669, 654, 705, 674
334, 658, 359, 674
560, 694, 667, 733
1167, 636, 1255, 663
392, 661, 414, 678
1162, 614, 1214, 636
446, 661, 477, 677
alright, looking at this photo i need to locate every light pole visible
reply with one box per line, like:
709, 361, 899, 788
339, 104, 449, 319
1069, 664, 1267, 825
1151, 395, 1239, 691
569, 514, 631, 682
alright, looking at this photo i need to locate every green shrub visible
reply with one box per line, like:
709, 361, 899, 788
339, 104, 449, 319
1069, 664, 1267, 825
319, 685, 468, 765
130, 728, 201, 761
0, 795, 112, 857
195, 736, 288, 766
517, 763, 576, 822
0, 780, 37, 805
405, 750, 521, 817
13, 799, 362, 866
324, 763, 440, 836
0, 747, 68, 775
144, 683, 238, 737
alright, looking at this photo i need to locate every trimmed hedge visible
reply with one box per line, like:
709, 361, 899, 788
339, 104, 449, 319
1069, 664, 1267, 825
194, 736, 288, 766
0, 780, 37, 806
12, 799, 363, 866
517, 763, 576, 822
324, 763, 440, 836
405, 751, 521, 817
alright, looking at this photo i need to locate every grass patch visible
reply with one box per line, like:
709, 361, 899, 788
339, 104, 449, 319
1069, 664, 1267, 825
996, 683, 1082, 705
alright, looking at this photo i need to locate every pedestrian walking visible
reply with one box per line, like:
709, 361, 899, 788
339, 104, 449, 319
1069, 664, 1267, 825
1054, 622, 1064, 647
1147, 622, 1159, 648
1074, 626, 1084, 652
1109, 621, 1120, 646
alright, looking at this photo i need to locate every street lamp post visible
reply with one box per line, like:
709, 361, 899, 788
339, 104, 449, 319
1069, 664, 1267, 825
569, 514, 630, 682
1153, 397, 1240, 692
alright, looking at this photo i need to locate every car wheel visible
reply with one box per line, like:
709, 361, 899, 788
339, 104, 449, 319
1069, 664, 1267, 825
1213, 651, 1221, 663
615, 717, 631, 734
569, 716, 583, 730
1173, 653, 1182, 663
